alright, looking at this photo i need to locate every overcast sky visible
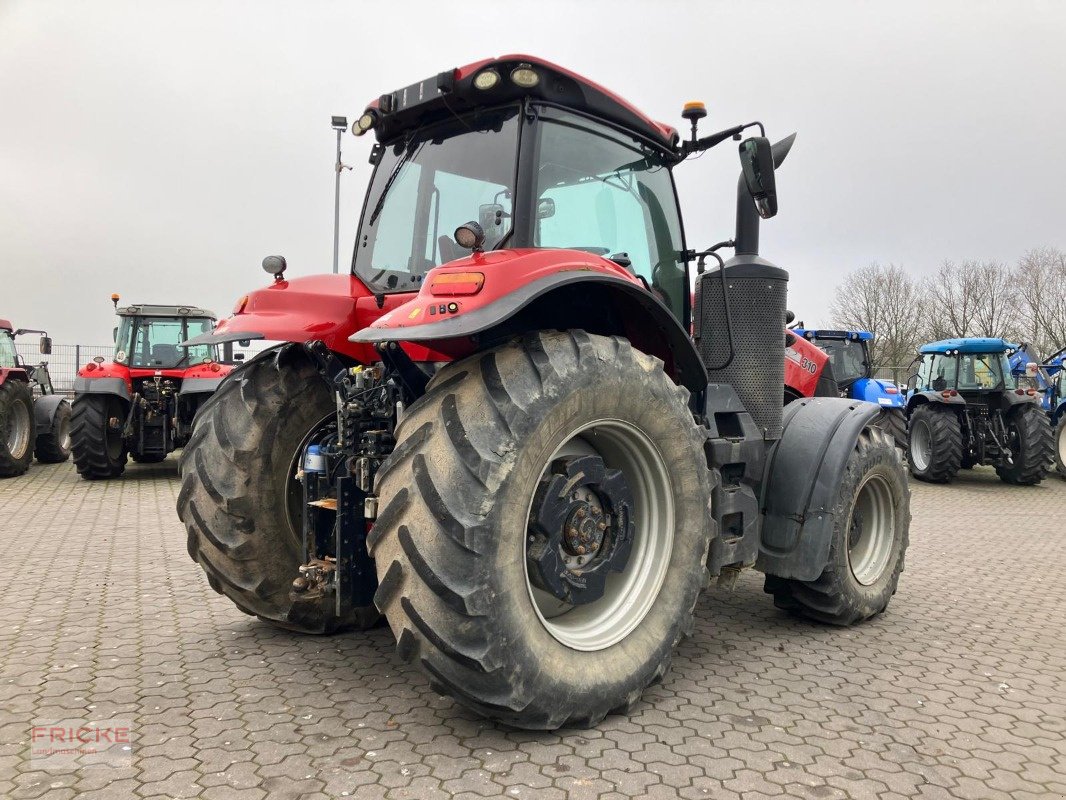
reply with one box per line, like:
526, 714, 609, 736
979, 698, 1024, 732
2, 0, 1064, 343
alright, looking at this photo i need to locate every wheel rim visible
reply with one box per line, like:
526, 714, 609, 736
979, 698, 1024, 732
847, 473, 896, 586
524, 419, 673, 651
910, 418, 930, 471
6, 400, 31, 459
57, 414, 71, 452
1058, 423, 1066, 465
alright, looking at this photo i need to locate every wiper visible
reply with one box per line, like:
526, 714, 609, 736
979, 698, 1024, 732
368, 139, 424, 226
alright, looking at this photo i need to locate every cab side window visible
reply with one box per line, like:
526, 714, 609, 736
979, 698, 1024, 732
533, 109, 686, 322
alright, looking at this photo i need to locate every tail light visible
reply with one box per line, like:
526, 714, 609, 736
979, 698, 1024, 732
85, 363, 96, 372
429, 271, 485, 297
940, 390, 958, 398
885, 386, 898, 394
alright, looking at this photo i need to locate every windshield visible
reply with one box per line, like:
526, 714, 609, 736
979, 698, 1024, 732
815, 338, 869, 384
924, 352, 1014, 391
352, 105, 521, 294
0, 331, 15, 368
115, 317, 216, 368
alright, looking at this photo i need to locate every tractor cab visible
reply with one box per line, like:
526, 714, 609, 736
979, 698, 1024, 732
793, 328, 873, 388
350, 68, 690, 325
114, 305, 219, 369
910, 338, 1019, 398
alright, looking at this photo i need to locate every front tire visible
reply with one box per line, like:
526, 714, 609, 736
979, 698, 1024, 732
765, 427, 909, 625
35, 400, 72, 463
70, 394, 127, 479
369, 331, 715, 730
908, 404, 962, 483
0, 380, 35, 477
177, 347, 379, 633
996, 404, 1052, 485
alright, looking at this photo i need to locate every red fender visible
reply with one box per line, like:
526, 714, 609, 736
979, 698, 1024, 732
0, 367, 30, 387
206, 274, 451, 364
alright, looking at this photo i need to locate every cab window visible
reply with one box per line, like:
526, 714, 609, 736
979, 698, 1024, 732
533, 109, 686, 321
0, 332, 17, 368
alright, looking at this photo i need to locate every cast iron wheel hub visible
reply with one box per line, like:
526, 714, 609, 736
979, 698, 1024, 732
527, 455, 635, 606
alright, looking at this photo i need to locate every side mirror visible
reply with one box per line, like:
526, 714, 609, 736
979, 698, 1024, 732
39, 336, 52, 355
537, 198, 556, 220
479, 203, 507, 233
739, 136, 778, 219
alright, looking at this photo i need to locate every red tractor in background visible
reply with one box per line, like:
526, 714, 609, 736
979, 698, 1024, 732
71, 297, 234, 479
0, 319, 71, 477
178, 55, 911, 730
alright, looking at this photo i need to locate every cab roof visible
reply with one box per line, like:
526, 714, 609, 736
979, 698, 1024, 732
794, 328, 873, 342
117, 304, 216, 320
919, 337, 1019, 355
363, 54, 679, 151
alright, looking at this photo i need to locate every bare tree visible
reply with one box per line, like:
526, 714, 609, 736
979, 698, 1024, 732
921, 259, 1019, 341
1013, 247, 1066, 358
829, 263, 926, 371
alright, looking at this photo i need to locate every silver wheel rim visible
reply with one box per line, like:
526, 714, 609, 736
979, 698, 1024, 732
847, 473, 896, 586
1058, 423, 1066, 466
58, 414, 71, 451
6, 400, 31, 460
910, 419, 930, 471
524, 419, 673, 652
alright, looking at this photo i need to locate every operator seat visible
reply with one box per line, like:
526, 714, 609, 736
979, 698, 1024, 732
151, 344, 179, 365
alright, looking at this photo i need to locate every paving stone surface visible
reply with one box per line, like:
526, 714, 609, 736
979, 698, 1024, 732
0, 458, 1063, 799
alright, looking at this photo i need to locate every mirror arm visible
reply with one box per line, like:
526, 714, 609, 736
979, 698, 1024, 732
679, 121, 764, 158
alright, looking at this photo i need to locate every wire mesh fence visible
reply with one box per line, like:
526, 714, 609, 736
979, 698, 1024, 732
15, 342, 113, 397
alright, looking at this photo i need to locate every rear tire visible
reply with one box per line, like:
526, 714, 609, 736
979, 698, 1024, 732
0, 380, 35, 478
907, 404, 961, 483
996, 404, 1052, 485
177, 346, 379, 633
71, 394, 128, 479
34, 400, 71, 463
370, 331, 715, 730
875, 408, 907, 452
1055, 415, 1066, 479
765, 427, 909, 625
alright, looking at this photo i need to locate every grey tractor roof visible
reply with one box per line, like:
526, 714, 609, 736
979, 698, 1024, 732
117, 304, 216, 320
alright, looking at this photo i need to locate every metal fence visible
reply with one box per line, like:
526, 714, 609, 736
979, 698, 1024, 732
15, 342, 113, 396
872, 366, 911, 387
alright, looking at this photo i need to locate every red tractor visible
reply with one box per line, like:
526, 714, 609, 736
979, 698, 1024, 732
0, 320, 71, 477
179, 56, 911, 729
71, 298, 233, 479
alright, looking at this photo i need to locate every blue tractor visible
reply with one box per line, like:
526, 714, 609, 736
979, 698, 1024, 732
791, 328, 907, 446
906, 338, 1053, 484
1009, 343, 1066, 478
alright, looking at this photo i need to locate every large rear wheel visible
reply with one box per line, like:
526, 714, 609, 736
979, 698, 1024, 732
907, 404, 962, 483
177, 347, 379, 633
0, 380, 35, 478
765, 426, 909, 625
996, 404, 1052, 485
71, 394, 127, 479
369, 331, 715, 730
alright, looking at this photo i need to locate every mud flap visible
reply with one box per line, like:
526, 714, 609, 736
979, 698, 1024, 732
756, 397, 880, 581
